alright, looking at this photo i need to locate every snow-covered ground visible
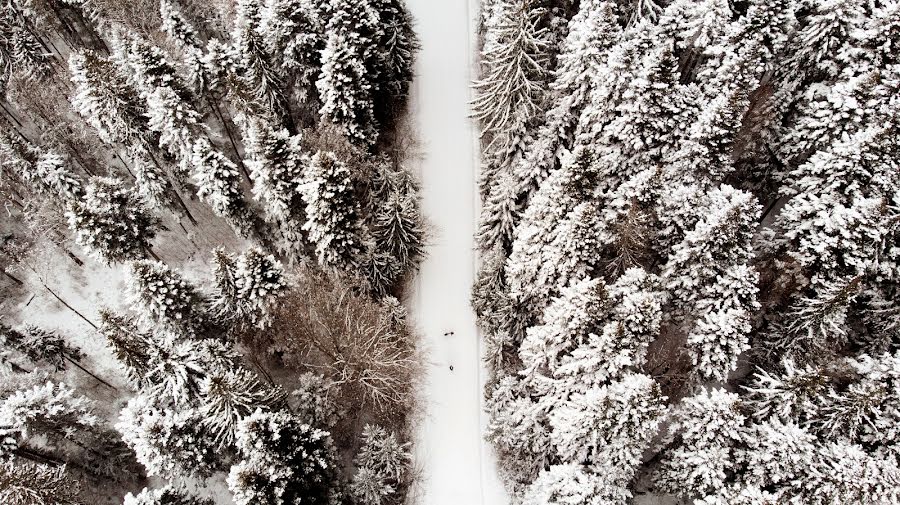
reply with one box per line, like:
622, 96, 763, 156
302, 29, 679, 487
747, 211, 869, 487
405, 0, 508, 504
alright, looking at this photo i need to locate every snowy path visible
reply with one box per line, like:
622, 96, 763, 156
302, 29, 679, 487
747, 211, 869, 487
405, 0, 508, 504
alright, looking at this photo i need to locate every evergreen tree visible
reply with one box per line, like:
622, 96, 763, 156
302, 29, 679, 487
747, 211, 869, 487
125, 260, 207, 335
68, 51, 151, 147
472, 0, 550, 151
210, 247, 286, 328
317, 30, 377, 145
243, 117, 307, 244
191, 137, 253, 236
0, 460, 82, 505
664, 185, 760, 382
1, 325, 83, 372
65, 177, 159, 264
124, 486, 213, 505
506, 147, 600, 320
0, 133, 83, 202
654, 388, 745, 498
227, 410, 336, 505
232, 0, 289, 122
258, 0, 324, 96
349, 424, 411, 505
116, 394, 218, 480
98, 311, 155, 388
0, 381, 141, 481
547, 373, 666, 499
198, 367, 285, 447
301, 151, 365, 268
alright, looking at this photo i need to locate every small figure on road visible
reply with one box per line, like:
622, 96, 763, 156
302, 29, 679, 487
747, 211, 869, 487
449, 365, 454, 371
444, 331, 455, 336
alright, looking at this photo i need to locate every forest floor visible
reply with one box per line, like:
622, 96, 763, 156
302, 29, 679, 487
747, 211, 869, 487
404, 0, 509, 504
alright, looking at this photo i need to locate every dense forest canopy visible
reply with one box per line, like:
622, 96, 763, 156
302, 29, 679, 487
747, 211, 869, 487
473, 0, 900, 503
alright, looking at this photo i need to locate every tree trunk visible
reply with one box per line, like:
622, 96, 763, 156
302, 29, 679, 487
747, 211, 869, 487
64, 355, 118, 391
39, 282, 98, 330
3, 270, 24, 285
211, 100, 252, 183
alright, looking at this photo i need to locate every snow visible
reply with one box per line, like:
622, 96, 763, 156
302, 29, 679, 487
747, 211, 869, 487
404, 0, 508, 504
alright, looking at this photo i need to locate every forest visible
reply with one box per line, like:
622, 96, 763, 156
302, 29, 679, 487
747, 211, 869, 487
0, 0, 426, 504
472, 0, 900, 503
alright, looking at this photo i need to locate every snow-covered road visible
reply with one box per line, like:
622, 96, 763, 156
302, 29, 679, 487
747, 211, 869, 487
405, 0, 508, 504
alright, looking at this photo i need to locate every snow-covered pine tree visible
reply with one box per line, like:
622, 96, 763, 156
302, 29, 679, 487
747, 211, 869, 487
0, 460, 81, 505
98, 310, 155, 388
191, 137, 254, 237
258, 0, 324, 98
227, 409, 335, 505
198, 367, 285, 447
522, 463, 625, 505
654, 388, 745, 499
362, 160, 425, 294
124, 485, 213, 505
369, 0, 418, 114
0, 4, 52, 90
65, 177, 159, 263
68, 51, 152, 148
117, 394, 218, 480
547, 373, 666, 500
300, 150, 365, 268
0, 132, 83, 202
0, 380, 142, 481
472, 0, 550, 155
243, 117, 307, 246
477, 166, 519, 253
349, 424, 411, 505
2, 325, 82, 372
210, 247, 286, 328
232, 0, 290, 123
317, 30, 377, 145
664, 185, 760, 382
506, 147, 600, 322
125, 260, 207, 335
505, 0, 620, 224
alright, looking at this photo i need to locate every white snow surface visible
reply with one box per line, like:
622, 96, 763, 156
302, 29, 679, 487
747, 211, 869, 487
405, 0, 509, 504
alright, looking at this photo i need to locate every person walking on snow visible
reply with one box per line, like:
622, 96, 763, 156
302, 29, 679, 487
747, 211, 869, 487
444, 331, 455, 370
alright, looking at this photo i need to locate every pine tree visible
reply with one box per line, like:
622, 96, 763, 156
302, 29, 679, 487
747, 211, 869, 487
243, 117, 307, 242
317, 30, 377, 145
116, 394, 218, 480
547, 373, 666, 497
124, 485, 213, 505
472, 0, 550, 149
0, 381, 142, 481
301, 150, 365, 268
68, 51, 152, 147
349, 424, 411, 505
258, 0, 324, 95
506, 0, 621, 219
227, 410, 336, 505
210, 247, 286, 328
522, 464, 627, 505
65, 177, 159, 264
664, 185, 760, 382
232, 0, 289, 122
125, 260, 207, 335
191, 137, 253, 236
198, 367, 285, 447
0, 132, 83, 202
0, 4, 52, 90
98, 310, 155, 388
0, 460, 82, 505
506, 147, 600, 320
370, 0, 418, 105
654, 388, 745, 499
2, 325, 83, 372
